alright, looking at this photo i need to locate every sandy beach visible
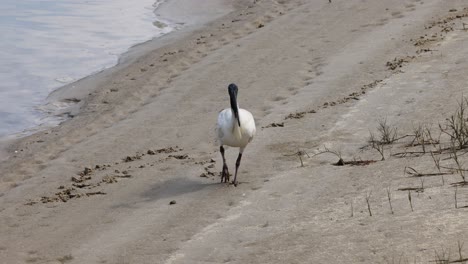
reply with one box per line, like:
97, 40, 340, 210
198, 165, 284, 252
1, 0, 468, 263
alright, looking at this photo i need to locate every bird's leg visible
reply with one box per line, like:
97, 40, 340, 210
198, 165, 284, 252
220, 146, 229, 183
232, 153, 243, 186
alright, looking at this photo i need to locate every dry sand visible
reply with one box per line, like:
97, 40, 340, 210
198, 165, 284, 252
1, 0, 468, 263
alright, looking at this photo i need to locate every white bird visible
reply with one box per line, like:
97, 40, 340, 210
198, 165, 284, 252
217, 83, 256, 186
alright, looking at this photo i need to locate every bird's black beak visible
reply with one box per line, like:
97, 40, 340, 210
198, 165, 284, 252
228, 84, 241, 127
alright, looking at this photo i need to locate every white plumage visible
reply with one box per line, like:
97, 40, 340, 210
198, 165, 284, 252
216, 83, 256, 186
217, 108, 255, 149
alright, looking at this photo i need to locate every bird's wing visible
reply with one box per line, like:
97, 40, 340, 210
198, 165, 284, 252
217, 108, 232, 144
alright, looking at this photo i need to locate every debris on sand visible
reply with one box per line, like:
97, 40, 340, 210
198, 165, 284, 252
102, 173, 132, 184
60, 188, 85, 200
416, 48, 433, 54
333, 160, 377, 166
398, 187, 424, 193
386, 56, 414, 70
124, 154, 143, 162
72, 183, 91, 188
86, 191, 106, 196
71, 176, 81, 183
52, 188, 85, 203
156, 146, 182, 153
285, 111, 306, 120
195, 159, 216, 165
102, 175, 118, 184
413, 35, 439, 46
37, 186, 107, 204
147, 146, 183, 156
41, 196, 59, 203
24, 200, 37, 206
79, 167, 93, 176
200, 170, 215, 178
57, 254, 74, 263
94, 164, 109, 171
116, 174, 132, 178
264, 122, 284, 128
71, 175, 91, 183
168, 154, 189, 160
169, 200, 177, 205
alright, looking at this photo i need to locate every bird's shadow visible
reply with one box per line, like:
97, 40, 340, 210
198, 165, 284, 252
141, 174, 252, 201
109, 175, 249, 209
111, 177, 229, 210
140, 177, 218, 203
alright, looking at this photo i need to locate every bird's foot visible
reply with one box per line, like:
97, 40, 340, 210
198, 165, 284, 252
231, 180, 238, 187
221, 165, 230, 183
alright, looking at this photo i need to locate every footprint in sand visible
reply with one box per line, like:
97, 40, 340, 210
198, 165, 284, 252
391, 11, 405, 19
380, 17, 390, 23
231, 30, 243, 39
273, 96, 287, 102
301, 75, 314, 85
287, 86, 299, 92
177, 62, 191, 71
262, 14, 275, 22
261, 105, 273, 116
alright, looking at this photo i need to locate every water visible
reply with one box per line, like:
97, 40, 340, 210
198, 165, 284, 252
0, 0, 175, 137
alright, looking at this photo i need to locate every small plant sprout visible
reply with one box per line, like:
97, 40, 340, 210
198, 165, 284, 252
386, 186, 394, 214
425, 125, 440, 146
457, 240, 467, 262
312, 146, 343, 165
286, 150, 310, 167
408, 190, 414, 212
369, 132, 385, 161
431, 151, 441, 172
411, 124, 424, 151
410, 124, 438, 152
297, 150, 310, 167
440, 97, 468, 150
431, 151, 445, 185
377, 117, 399, 144
368, 118, 402, 160
451, 141, 466, 183
434, 248, 450, 264
365, 191, 372, 216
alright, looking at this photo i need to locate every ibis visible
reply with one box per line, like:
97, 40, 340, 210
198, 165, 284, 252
216, 83, 256, 186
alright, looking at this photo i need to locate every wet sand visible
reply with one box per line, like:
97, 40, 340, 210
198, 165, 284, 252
1, 0, 468, 263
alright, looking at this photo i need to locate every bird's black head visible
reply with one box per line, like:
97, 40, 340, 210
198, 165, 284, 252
228, 83, 238, 97
228, 83, 240, 127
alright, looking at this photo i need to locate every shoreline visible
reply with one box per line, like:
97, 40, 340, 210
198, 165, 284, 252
0, 0, 175, 139
2, 0, 468, 262
0, 0, 235, 160
46, 0, 235, 108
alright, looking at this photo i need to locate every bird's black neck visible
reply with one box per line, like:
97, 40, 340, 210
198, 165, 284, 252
229, 93, 240, 127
